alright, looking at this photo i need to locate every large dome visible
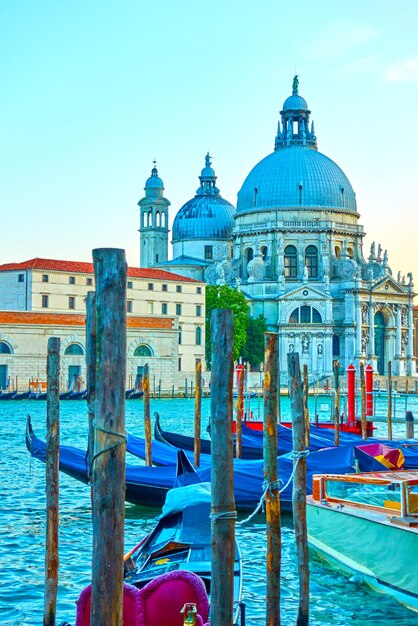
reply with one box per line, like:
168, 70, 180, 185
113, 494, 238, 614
237, 146, 357, 214
172, 154, 235, 242
237, 78, 357, 215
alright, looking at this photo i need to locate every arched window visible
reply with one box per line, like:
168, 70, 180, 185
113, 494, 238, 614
284, 245, 297, 278
156, 211, 160, 227
261, 246, 268, 261
64, 343, 84, 356
134, 345, 152, 357
334, 246, 341, 260
195, 326, 202, 346
161, 212, 166, 228
246, 248, 253, 264
178, 326, 182, 345
305, 245, 318, 278
0, 341, 12, 354
148, 211, 152, 227
288, 306, 322, 324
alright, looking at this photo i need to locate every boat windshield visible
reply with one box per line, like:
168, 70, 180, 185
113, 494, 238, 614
407, 486, 418, 516
325, 480, 401, 512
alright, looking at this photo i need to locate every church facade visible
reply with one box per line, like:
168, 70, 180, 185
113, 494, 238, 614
139, 78, 416, 379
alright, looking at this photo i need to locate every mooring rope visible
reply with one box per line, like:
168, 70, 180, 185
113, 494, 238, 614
210, 510, 238, 522
237, 449, 310, 526
88, 419, 127, 483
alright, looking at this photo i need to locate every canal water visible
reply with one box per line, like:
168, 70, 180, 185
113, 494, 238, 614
1, 395, 417, 625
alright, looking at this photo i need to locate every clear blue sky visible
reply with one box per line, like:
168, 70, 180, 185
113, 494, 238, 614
1, 0, 417, 283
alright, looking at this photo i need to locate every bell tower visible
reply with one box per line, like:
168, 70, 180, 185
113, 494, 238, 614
138, 161, 170, 268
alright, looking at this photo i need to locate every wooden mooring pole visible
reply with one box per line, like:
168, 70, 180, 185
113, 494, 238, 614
86, 292, 96, 479
43, 337, 60, 626
387, 361, 393, 440
406, 411, 415, 439
91, 248, 127, 626
143, 363, 152, 466
210, 309, 236, 626
360, 362, 367, 440
264, 333, 281, 626
194, 359, 202, 467
333, 360, 340, 446
236, 364, 245, 459
302, 364, 310, 448
288, 352, 309, 626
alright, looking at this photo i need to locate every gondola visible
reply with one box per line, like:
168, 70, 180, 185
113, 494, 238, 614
123, 482, 244, 625
125, 387, 135, 399
66, 390, 86, 400
28, 391, 48, 400
59, 391, 72, 400
0, 390, 17, 400
127, 390, 144, 399
12, 391, 31, 400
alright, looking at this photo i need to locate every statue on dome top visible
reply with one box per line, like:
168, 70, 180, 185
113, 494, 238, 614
292, 75, 299, 94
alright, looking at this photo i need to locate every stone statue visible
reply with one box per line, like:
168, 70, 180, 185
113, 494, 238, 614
397, 271, 401, 284
382, 250, 388, 267
301, 334, 310, 354
370, 242, 375, 258
288, 343, 294, 354
402, 275, 406, 286
317, 343, 323, 356
377, 244, 382, 261
303, 265, 309, 282
408, 272, 414, 286
293, 75, 299, 94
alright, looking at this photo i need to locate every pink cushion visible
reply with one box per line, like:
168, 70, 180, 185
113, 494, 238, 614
75, 582, 141, 626
137, 570, 210, 626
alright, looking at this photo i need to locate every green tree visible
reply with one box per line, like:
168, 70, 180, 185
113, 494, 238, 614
241, 314, 268, 368
205, 285, 249, 366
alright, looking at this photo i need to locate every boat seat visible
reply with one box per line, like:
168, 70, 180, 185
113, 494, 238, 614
75, 582, 141, 625
137, 570, 210, 626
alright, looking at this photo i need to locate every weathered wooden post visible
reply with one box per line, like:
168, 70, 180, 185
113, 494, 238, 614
194, 360, 202, 467
303, 364, 310, 447
86, 292, 96, 478
143, 363, 152, 466
360, 362, 367, 440
406, 411, 415, 439
288, 352, 309, 626
333, 360, 340, 446
264, 333, 281, 625
387, 361, 393, 440
44, 337, 60, 626
91, 248, 127, 626
236, 363, 245, 459
210, 309, 236, 626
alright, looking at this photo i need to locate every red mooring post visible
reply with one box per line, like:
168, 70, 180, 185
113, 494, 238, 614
365, 364, 373, 417
347, 364, 356, 428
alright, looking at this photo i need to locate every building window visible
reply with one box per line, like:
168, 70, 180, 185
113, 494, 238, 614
162, 303, 167, 314
333, 335, 340, 356
261, 246, 268, 261
162, 284, 168, 292
155, 254, 159, 263
147, 302, 154, 314
69, 296, 76, 309
64, 343, 84, 356
178, 326, 182, 345
204, 245, 213, 260
289, 306, 322, 324
69, 276, 76, 285
197, 287, 202, 294
284, 246, 297, 278
134, 345, 152, 357
127, 300, 133, 313
0, 341, 12, 354
305, 245, 318, 278
196, 326, 202, 345
18, 274, 24, 283
176, 285, 182, 293
127, 281, 133, 289
196, 305, 202, 317
176, 304, 182, 315
42, 274, 49, 283
42, 295, 49, 308
86, 277, 93, 286
178, 357, 182, 371
148, 283, 154, 291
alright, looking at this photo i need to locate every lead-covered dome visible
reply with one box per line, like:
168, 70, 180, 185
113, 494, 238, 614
236, 77, 357, 214
172, 154, 235, 241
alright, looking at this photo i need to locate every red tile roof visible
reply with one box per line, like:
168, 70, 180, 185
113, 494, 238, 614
0, 311, 174, 329
0, 258, 201, 283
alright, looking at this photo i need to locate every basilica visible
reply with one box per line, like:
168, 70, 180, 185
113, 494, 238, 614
138, 78, 416, 379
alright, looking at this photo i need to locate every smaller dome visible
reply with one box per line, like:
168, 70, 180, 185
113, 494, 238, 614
282, 94, 308, 111
144, 161, 164, 198
201, 165, 216, 178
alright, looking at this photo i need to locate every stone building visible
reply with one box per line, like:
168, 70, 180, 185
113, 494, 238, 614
140, 77, 416, 379
0, 259, 205, 391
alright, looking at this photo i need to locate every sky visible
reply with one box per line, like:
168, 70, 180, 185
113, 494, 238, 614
1, 0, 418, 283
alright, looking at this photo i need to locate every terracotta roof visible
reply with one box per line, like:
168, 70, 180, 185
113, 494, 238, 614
0, 311, 174, 329
0, 258, 202, 283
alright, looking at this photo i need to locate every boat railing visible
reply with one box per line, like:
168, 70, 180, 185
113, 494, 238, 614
312, 473, 418, 519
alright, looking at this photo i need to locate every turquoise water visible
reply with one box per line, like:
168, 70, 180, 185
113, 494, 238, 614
1, 395, 417, 625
